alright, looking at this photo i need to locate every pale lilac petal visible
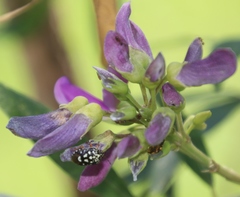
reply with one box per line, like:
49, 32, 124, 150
115, 2, 138, 49
130, 21, 153, 59
162, 83, 184, 107
78, 144, 117, 191
177, 49, 237, 86
145, 113, 172, 146
104, 31, 133, 72
184, 37, 203, 63
27, 114, 92, 157
145, 53, 165, 82
54, 76, 109, 111
102, 89, 119, 112
117, 135, 141, 158
116, 2, 152, 57
6, 109, 72, 140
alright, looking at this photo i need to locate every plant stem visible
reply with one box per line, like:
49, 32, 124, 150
148, 89, 156, 111
168, 132, 240, 184
139, 84, 148, 106
175, 112, 190, 140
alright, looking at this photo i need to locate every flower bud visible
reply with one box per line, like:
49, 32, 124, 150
94, 67, 129, 95
162, 82, 185, 112
120, 46, 151, 83
110, 101, 136, 121
59, 96, 88, 113
145, 107, 175, 146
142, 53, 165, 89
166, 62, 186, 91
128, 152, 148, 181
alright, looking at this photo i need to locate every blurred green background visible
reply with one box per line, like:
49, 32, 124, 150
0, 0, 240, 197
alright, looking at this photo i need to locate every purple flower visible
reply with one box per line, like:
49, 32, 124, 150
61, 142, 117, 191
145, 108, 175, 146
162, 82, 185, 112
167, 38, 237, 89
104, 2, 153, 80
117, 135, 141, 158
54, 76, 118, 112
6, 102, 103, 157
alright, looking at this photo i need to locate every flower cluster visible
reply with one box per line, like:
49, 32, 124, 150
6, 2, 237, 192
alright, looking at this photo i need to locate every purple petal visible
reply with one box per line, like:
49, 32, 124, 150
145, 113, 172, 146
115, 3, 152, 58
54, 76, 109, 111
107, 66, 128, 82
78, 143, 117, 191
184, 37, 203, 63
177, 49, 237, 86
27, 114, 92, 157
117, 135, 141, 158
145, 53, 165, 82
104, 31, 133, 72
130, 21, 153, 59
102, 89, 119, 112
6, 109, 72, 140
162, 83, 184, 107
115, 2, 138, 49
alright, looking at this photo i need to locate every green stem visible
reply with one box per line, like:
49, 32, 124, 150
148, 89, 157, 111
139, 84, 148, 106
168, 132, 240, 184
175, 112, 190, 140
126, 93, 142, 110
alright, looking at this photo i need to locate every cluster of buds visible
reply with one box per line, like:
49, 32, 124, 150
6, 2, 237, 191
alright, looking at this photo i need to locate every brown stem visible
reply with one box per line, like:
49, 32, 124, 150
93, 0, 117, 67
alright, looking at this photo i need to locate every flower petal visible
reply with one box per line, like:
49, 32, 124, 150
145, 109, 175, 146
54, 76, 109, 111
104, 31, 133, 72
27, 114, 92, 157
145, 53, 165, 82
6, 109, 72, 140
162, 83, 185, 108
117, 135, 141, 158
184, 37, 203, 63
78, 143, 117, 191
176, 49, 237, 86
130, 21, 153, 59
102, 89, 119, 112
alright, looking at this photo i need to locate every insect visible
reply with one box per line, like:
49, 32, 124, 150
147, 141, 164, 155
71, 141, 104, 166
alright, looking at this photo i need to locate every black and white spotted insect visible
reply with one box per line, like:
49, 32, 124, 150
71, 142, 104, 166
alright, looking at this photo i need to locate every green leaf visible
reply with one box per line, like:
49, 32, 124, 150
179, 132, 213, 186
0, 83, 133, 197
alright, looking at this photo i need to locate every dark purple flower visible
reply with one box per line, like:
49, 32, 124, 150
177, 48, 237, 86
54, 76, 118, 112
6, 102, 103, 157
6, 108, 72, 140
117, 135, 141, 158
168, 39, 237, 89
104, 2, 153, 77
145, 108, 175, 146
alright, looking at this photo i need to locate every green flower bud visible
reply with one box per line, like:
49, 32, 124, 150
59, 96, 88, 113
193, 110, 212, 125
89, 130, 116, 152
110, 101, 137, 121
167, 62, 186, 91
120, 46, 151, 83
76, 103, 104, 128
